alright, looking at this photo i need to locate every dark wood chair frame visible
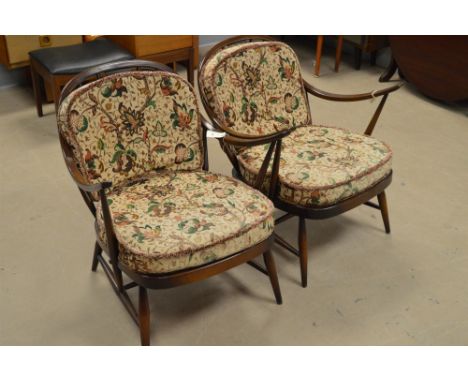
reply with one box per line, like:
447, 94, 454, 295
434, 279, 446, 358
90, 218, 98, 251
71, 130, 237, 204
198, 36, 403, 288
57, 60, 282, 346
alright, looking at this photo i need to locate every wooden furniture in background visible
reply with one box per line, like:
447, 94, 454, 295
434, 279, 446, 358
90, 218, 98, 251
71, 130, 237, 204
343, 36, 388, 70
29, 38, 133, 116
314, 36, 344, 76
105, 35, 199, 84
380, 36, 468, 102
0, 35, 82, 69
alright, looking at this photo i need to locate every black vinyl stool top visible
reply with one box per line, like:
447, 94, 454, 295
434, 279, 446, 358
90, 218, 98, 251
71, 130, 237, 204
29, 38, 135, 75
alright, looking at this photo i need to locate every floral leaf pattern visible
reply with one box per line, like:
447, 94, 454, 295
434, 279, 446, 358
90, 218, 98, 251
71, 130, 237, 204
205, 42, 310, 137
57, 72, 203, 187
238, 125, 393, 207
95, 170, 275, 274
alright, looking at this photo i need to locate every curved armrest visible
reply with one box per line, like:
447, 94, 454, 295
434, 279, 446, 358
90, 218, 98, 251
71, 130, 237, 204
63, 155, 112, 193
304, 79, 404, 102
201, 115, 225, 139
224, 128, 291, 147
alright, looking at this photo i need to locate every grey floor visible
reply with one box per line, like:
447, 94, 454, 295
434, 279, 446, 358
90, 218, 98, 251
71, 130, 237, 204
1, 40, 468, 345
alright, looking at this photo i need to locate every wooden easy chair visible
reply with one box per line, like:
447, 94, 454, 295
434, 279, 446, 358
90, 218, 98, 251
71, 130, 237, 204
198, 36, 403, 287
57, 60, 282, 345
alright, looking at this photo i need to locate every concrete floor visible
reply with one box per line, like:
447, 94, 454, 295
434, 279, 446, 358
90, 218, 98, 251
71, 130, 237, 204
1, 40, 468, 345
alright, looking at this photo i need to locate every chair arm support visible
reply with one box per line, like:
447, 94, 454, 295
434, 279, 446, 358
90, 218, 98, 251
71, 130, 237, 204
63, 155, 112, 193
303, 79, 404, 102
201, 115, 225, 139
223, 129, 291, 147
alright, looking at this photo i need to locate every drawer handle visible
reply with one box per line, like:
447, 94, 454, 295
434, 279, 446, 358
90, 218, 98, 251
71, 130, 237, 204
39, 36, 52, 47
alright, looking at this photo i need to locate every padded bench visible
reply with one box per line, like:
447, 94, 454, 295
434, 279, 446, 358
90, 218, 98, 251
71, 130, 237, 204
29, 38, 134, 117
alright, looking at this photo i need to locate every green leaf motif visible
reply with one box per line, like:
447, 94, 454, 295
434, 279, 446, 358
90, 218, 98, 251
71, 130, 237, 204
101, 87, 112, 98
216, 74, 223, 86
147, 100, 156, 108
78, 116, 88, 132
110, 150, 123, 164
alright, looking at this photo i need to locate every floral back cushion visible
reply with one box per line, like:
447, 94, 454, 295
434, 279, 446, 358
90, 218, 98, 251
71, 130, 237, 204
209, 42, 311, 138
57, 71, 203, 186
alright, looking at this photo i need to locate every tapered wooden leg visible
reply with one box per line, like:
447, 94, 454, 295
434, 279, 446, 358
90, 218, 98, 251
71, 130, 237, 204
370, 51, 377, 66
335, 36, 343, 72
263, 250, 282, 305
91, 241, 102, 271
377, 191, 391, 234
314, 36, 324, 76
30, 62, 43, 117
298, 217, 308, 287
139, 286, 150, 346
187, 49, 195, 85
53, 80, 62, 114
354, 47, 362, 70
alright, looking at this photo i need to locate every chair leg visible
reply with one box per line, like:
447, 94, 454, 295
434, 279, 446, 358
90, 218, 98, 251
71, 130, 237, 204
334, 36, 343, 72
263, 250, 282, 305
314, 36, 324, 76
354, 47, 362, 70
92, 241, 102, 271
298, 217, 308, 287
139, 286, 150, 346
53, 80, 62, 114
30, 62, 43, 117
377, 191, 391, 234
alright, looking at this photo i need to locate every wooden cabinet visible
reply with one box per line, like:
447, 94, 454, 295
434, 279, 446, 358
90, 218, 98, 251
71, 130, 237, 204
343, 36, 389, 69
0, 35, 82, 69
105, 35, 199, 84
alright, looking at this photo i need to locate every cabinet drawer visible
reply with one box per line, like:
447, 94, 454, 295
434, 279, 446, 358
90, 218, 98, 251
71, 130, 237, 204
4, 35, 82, 66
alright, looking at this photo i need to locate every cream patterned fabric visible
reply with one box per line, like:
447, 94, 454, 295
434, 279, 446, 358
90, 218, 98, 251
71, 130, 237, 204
58, 71, 204, 187
58, 70, 275, 274
206, 42, 311, 137
237, 125, 393, 207
96, 170, 274, 274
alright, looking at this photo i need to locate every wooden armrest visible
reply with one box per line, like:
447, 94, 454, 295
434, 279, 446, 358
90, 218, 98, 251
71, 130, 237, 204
64, 155, 112, 193
224, 129, 291, 147
303, 79, 404, 102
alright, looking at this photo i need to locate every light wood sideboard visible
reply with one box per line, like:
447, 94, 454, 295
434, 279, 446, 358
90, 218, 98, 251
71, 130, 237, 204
0, 35, 83, 69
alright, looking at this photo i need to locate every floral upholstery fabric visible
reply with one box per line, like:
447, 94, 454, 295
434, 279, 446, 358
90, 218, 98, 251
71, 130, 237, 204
96, 170, 274, 274
205, 42, 311, 138
238, 125, 393, 207
57, 71, 203, 187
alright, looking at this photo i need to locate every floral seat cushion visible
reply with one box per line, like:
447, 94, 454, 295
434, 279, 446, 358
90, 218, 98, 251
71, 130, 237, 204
237, 125, 393, 207
96, 170, 274, 274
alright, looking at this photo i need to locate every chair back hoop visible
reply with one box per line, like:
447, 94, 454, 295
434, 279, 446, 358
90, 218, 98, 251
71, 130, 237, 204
57, 60, 204, 188
198, 36, 278, 136
60, 60, 173, 105
199, 37, 310, 139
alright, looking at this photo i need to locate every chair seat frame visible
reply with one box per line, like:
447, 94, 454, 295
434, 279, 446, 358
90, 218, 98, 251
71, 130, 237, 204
58, 60, 282, 345
198, 36, 403, 287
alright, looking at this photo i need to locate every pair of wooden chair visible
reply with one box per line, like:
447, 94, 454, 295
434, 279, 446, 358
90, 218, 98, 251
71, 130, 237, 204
57, 36, 401, 345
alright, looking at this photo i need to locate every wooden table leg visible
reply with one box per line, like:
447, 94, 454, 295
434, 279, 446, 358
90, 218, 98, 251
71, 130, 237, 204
335, 36, 343, 72
314, 36, 324, 77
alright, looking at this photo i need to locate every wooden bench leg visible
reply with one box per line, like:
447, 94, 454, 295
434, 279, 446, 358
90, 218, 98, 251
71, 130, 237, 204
53, 79, 63, 114
30, 61, 43, 117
